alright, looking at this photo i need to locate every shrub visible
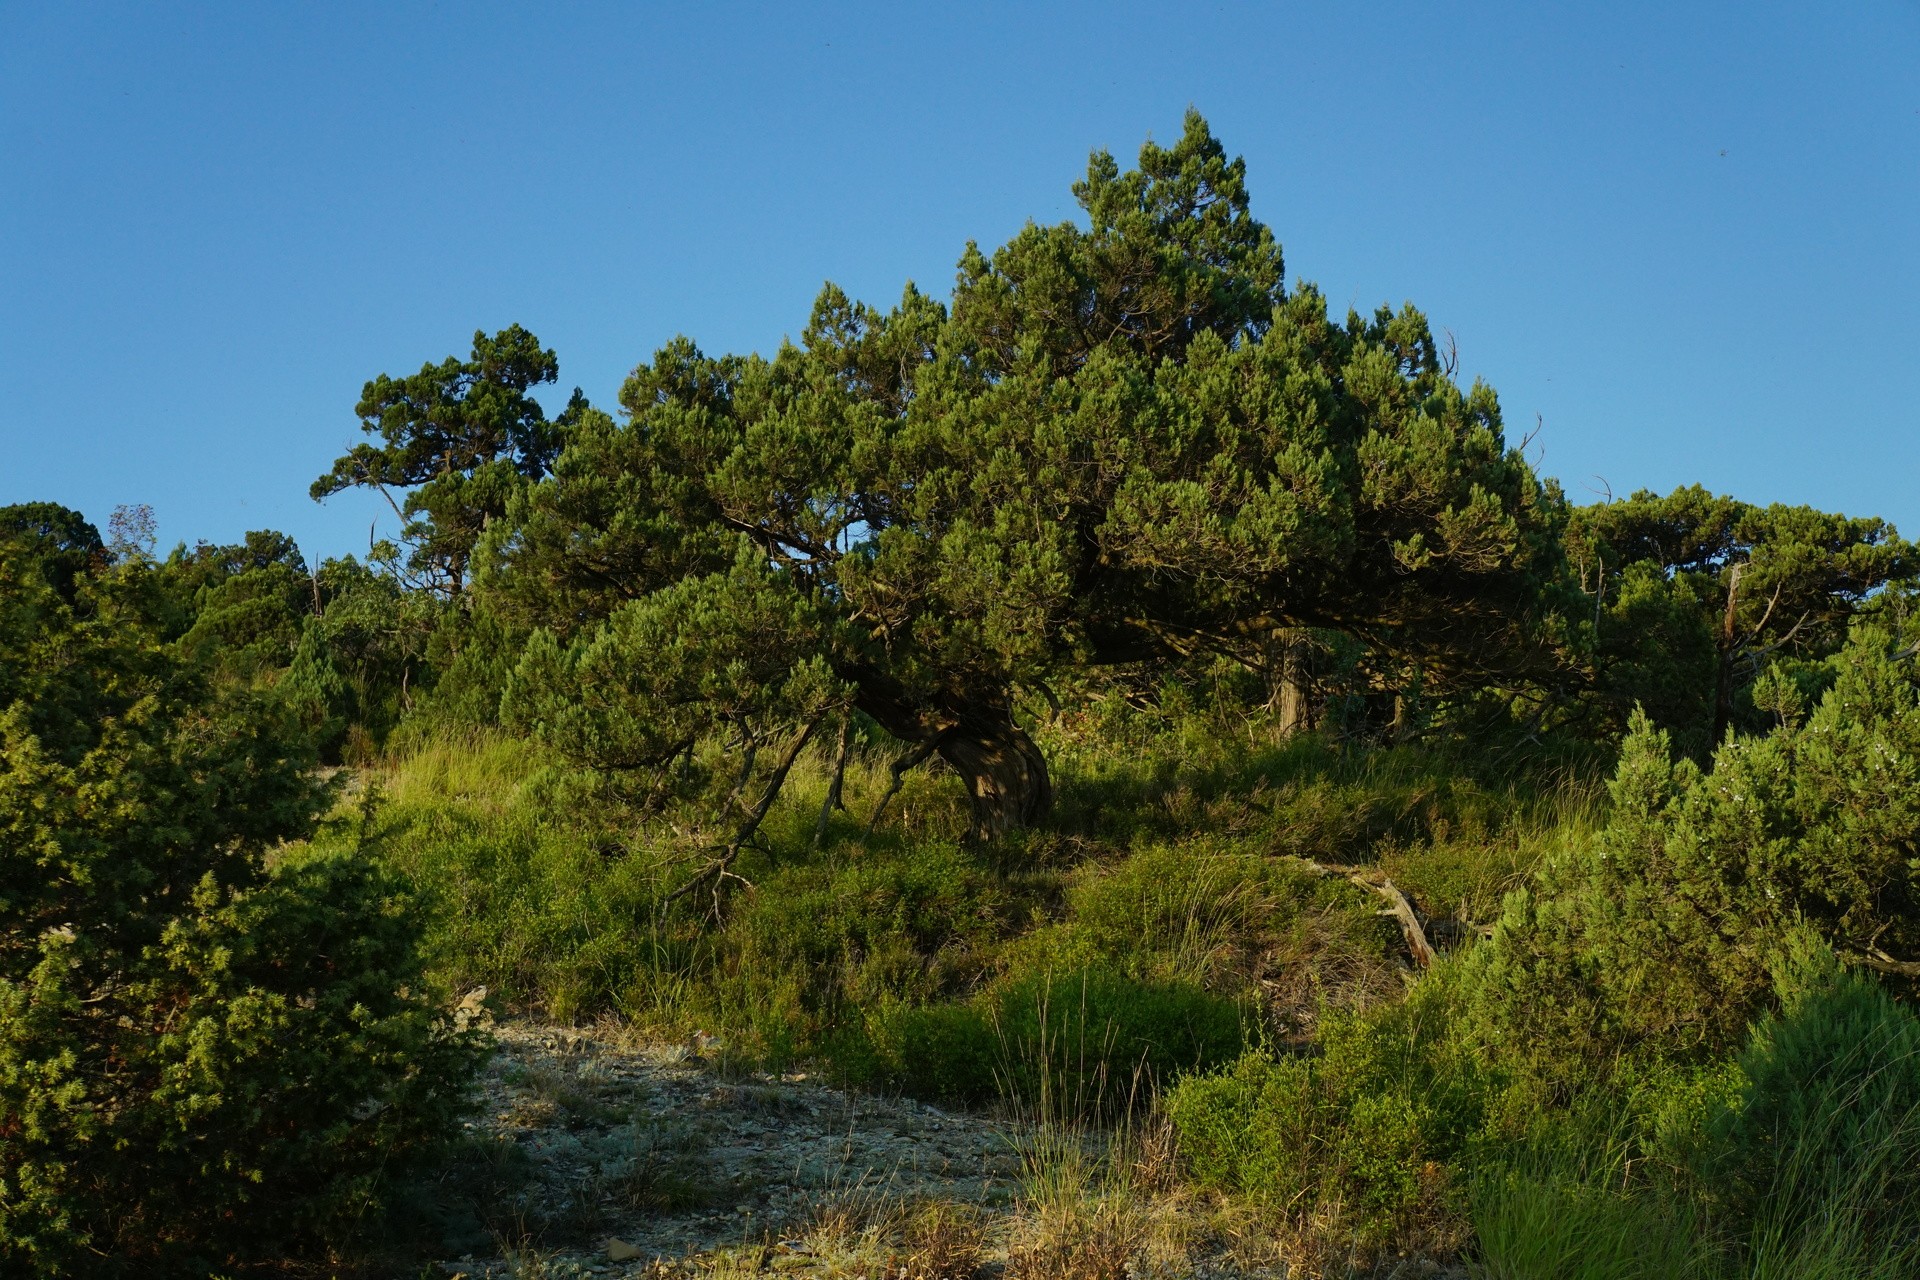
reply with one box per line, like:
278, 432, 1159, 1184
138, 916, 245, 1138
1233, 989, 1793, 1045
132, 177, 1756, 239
0, 547, 479, 1276
1699, 944, 1920, 1269
1167, 972, 1495, 1247
1467, 626, 1920, 1073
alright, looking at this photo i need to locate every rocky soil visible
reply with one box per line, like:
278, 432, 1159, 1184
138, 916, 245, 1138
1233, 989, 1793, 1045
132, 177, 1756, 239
428, 1020, 1029, 1279
422, 1019, 1460, 1280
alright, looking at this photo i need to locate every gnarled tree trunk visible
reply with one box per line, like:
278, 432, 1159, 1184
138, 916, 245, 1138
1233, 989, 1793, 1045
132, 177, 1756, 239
1270, 626, 1313, 736
936, 712, 1053, 841
856, 688, 1053, 841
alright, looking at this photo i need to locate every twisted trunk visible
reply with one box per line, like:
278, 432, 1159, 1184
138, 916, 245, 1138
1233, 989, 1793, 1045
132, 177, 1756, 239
856, 688, 1052, 841
936, 712, 1053, 841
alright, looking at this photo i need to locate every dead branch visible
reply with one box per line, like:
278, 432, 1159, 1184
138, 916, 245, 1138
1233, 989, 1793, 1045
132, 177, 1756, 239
1844, 945, 1920, 978
667, 716, 822, 916
1518, 412, 1543, 457
1285, 857, 1436, 969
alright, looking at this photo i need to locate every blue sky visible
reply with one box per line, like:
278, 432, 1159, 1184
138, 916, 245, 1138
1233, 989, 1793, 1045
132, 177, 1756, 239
4, 2, 1916, 563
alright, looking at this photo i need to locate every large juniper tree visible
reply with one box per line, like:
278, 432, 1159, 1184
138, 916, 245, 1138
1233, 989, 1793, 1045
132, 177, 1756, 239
487, 113, 1571, 839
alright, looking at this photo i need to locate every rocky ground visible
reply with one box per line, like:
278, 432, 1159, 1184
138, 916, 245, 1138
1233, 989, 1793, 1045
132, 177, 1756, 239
427, 1020, 1031, 1279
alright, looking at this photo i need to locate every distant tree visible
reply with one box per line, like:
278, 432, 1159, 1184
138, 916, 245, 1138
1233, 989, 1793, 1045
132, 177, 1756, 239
488, 113, 1571, 840
165, 530, 315, 681
279, 556, 438, 758
1568, 485, 1916, 753
105, 502, 157, 563
312, 325, 579, 594
0, 502, 103, 602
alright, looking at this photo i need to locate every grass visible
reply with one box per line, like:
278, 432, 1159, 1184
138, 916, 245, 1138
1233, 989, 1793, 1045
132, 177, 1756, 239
322, 700, 1920, 1278
303, 697, 1691, 1275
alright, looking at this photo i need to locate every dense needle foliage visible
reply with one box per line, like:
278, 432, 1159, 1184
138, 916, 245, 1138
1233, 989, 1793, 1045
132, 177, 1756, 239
0, 531, 479, 1277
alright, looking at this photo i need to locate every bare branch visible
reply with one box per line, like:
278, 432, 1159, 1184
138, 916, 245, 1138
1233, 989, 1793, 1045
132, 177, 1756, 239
667, 716, 824, 917
1844, 945, 1920, 978
1284, 858, 1435, 969
814, 714, 853, 850
866, 733, 948, 835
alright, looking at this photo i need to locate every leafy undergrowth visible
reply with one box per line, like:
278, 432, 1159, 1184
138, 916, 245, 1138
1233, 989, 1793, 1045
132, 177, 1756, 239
312, 679, 1920, 1275
322, 703, 1591, 1111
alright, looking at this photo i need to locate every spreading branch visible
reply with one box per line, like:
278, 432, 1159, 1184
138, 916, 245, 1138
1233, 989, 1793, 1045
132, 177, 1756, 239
667, 715, 823, 916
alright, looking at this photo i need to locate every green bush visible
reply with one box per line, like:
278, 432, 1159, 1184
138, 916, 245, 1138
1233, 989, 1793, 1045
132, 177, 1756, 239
1167, 970, 1498, 1244
1166, 1050, 1321, 1206
1463, 622, 1920, 1079
860, 964, 1243, 1109
1699, 945, 1920, 1271
1173, 1040, 1457, 1239
0, 545, 480, 1276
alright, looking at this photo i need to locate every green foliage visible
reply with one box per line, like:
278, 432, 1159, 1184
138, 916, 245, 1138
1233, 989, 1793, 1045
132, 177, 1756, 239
1167, 965, 1499, 1244
1471, 623, 1920, 1073
0, 502, 103, 603
313, 325, 575, 592
1699, 943, 1920, 1267
503, 544, 851, 797
0, 539, 478, 1276
862, 965, 1244, 1109
281, 555, 440, 758
1567, 484, 1918, 751
1591, 561, 1719, 758
483, 111, 1572, 838
166, 529, 315, 683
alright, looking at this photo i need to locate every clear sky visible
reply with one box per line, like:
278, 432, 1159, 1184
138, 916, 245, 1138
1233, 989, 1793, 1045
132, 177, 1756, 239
4, 2, 1916, 563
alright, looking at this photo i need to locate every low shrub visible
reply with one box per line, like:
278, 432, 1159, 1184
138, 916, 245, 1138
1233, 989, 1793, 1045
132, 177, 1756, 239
0, 552, 480, 1277
859, 965, 1244, 1109
1166, 969, 1497, 1248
